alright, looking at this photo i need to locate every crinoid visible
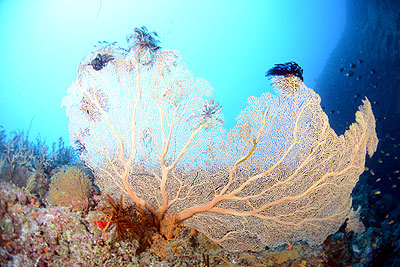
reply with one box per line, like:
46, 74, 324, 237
89, 53, 114, 71
265, 61, 304, 81
102, 194, 138, 240
101, 194, 165, 255
266, 62, 305, 96
188, 99, 224, 130
100, 194, 176, 257
126, 26, 161, 65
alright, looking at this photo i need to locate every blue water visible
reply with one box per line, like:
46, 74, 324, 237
0, 0, 345, 145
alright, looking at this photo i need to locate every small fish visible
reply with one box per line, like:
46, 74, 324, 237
357, 76, 362, 80
385, 214, 389, 219
371, 69, 376, 74
350, 62, 356, 68
346, 71, 354, 77
365, 167, 369, 171
378, 159, 383, 164
374, 190, 381, 194
394, 170, 399, 174
354, 93, 361, 98
331, 110, 335, 114
391, 137, 396, 141
385, 153, 390, 157
339, 67, 344, 73
94, 220, 109, 230
380, 150, 385, 153
370, 170, 375, 175
388, 220, 394, 225
391, 184, 397, 188
358, 59, 364, 64
375, 178, 381, 182
371, 243, 377, 247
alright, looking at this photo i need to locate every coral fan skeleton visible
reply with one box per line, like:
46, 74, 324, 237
63, 28, 378, 252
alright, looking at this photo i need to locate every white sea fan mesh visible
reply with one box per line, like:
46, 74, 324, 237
62, 40, 378, 252
182, 87, 377, 250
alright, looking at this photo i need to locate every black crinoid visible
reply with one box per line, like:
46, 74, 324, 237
89, 53, 114, 71
266, 62, 305, 96
265, 61, 304, 81
127, 26, 161, 65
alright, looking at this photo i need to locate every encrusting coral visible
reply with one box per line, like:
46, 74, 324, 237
62, 27, 378, 251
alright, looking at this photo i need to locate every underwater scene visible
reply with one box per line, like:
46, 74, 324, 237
0, 0, 399, 266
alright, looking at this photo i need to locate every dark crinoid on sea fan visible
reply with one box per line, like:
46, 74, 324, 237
89, 53, 114, 71
127, 26, 161, 65
265, 61, 304, 81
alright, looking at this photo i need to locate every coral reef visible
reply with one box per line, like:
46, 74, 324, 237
3, 177, 397, 266
0, 124, 395, 265
0, 181, 359, 266
0, 126, 78, 191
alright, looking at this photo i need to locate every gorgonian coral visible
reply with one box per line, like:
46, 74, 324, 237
48, 167, 92, 210
64, 29, 378, 252
79, 89, 109, 122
